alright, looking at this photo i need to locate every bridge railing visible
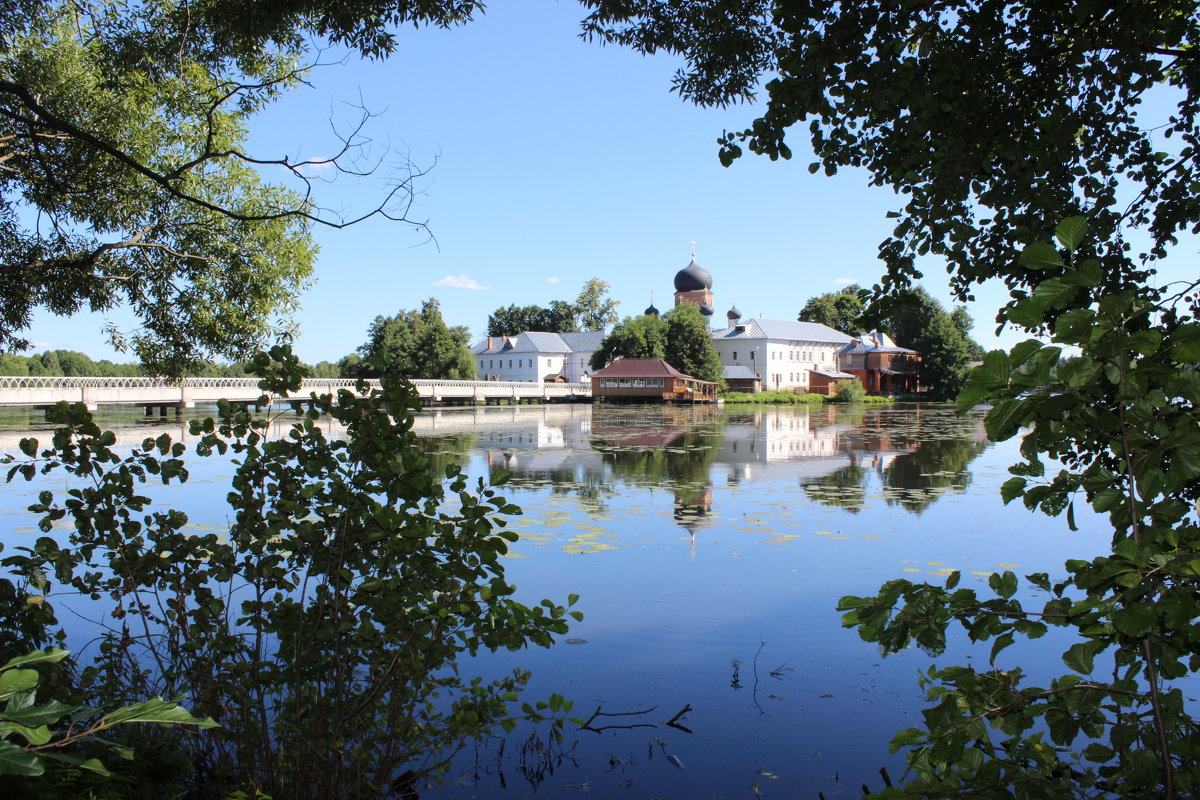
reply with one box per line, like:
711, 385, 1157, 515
0, 376, 590, 392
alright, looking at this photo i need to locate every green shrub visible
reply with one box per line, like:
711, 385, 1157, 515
833, 379, 867, 402
720, 390, 828, 404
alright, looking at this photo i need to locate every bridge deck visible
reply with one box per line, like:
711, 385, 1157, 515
0, 376, 592, 412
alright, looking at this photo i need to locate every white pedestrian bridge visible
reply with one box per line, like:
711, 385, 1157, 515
0, 376, 592, 416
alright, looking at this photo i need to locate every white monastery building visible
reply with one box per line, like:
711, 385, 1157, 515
472, 331, 604, 383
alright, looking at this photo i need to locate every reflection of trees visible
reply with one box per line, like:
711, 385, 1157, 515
591, 409, 725, 532
522, 467, 617, 516
801, 463, 869, 514
801, 406, 990, 515
418, 431, 478, 477
880, 436, 990, 513
592, 425, 724, 486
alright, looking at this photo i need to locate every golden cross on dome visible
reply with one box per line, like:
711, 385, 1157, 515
690, 239, 697, 259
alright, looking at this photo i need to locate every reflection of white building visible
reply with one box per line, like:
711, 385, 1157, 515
471, 332, 605, 383
720, 409, 846, 461
412, 404, 605, 477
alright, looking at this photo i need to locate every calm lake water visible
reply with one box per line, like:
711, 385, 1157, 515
0, 402, 1113, 799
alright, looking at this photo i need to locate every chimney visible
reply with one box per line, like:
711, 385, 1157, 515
487, 336, 493, 350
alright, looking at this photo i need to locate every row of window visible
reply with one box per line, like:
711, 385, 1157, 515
480, 357, 587, 369
599, 377, 665, 388
729, 348, 832, 362
771, 348, 830, 362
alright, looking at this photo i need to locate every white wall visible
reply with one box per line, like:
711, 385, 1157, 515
714, 338, 841, 392
476, 352, 567, 382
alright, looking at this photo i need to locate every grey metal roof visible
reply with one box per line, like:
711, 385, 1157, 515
712, 318, 855, 344
560, 331, 606, 353
812, 369, 858, 379
723, 365, 760, 380
472, 330, 605, 356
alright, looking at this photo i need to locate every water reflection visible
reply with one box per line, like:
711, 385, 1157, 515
408, 403, 991, 534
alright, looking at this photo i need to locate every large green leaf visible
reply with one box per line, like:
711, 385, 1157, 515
0, 648, 69, 671
0, 699, 80, 727
0, 670, 39, 700
99, 697, 219, 730
0, 740, 42, 776
1019, 241, 1063, 270
0, 720, 52, 745
1054, 216, 1087, 250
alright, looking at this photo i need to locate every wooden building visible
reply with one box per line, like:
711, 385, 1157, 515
591, 358, 718, 403
807, 368, 861, 396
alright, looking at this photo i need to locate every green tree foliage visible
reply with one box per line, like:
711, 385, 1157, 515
798, 284, 868, 335
573, 277, 621, 331
589, 312, 667, 371
356, 299, 475, 380
487, 279, 619, 336
0, 0, 477, 376
841, 224, 1200, 798
581, 1, 1196, 308
592, 304, 723, 384
2, 346, 578, 796
0, 648, 216, 779
663, 303, 724, 385
486, 301, 578, 337
876, 286, 982, 401
584, 4, 1200, 796
951, 306, 988, 361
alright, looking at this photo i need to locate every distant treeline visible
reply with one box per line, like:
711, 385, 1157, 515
0, 350, 355, 378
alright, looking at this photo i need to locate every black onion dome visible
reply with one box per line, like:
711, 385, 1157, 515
726, 304, 742, 321
673, 258, 713, 292
645, 303, 660, 316
699, 304, 714, 316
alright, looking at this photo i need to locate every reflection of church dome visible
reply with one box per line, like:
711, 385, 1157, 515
699, 304, 714, 316
727, 304, 741, 321
645, 303, 659, 316
674, 258, 713, 292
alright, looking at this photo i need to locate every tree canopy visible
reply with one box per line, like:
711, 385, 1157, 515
486, 301, 578, 337
589, 312, 667, 371
0, 0, 478, 375
355, 299, 475, 380
486, 278, 620, 337
584, 3, 1200, 796
873, 285, 984, 400
797, 284, 868, 335
591, 303, 723, 385
581, 1, 1200, 314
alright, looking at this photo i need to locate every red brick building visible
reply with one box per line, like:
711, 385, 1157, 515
838, 332, 920, 396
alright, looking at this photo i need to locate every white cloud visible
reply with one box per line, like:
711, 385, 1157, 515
433, 275, 490, 290
833, 277, 858, 285
545, 276, 560, 284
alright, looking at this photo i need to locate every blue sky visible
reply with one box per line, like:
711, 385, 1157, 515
26, 1, 1200, 365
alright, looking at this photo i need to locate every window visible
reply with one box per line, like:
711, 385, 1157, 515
732, 351, 737, 360
508, 360, 512, 368
547, 358, 551, 367
633, 378, 645, 387
618, 378, 630, 386
750, 351, 755, 360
